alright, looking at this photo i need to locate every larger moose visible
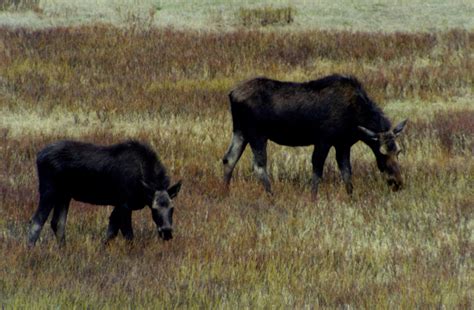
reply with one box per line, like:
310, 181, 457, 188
222, 74, 407, 198
28, 140, 181, 247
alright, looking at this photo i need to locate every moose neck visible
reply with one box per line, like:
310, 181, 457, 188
359, 111, 393, 174
360, 102, 392, 133
357, 104, 392, 162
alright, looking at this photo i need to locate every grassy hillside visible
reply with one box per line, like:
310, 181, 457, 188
0, 5, 473, 309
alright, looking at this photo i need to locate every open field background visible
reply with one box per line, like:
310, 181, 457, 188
1, 0, 473, 32
1, 1, 473, 308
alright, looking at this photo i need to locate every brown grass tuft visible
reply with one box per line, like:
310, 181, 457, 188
411, 110, 474, 155
433, 110, 474, 155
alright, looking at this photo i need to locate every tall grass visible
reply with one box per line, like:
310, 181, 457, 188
1, 27, 471, 114
0, 26, 472, 308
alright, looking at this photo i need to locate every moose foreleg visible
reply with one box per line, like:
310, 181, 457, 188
119, 209, 134, 241
336, 146, 353, 196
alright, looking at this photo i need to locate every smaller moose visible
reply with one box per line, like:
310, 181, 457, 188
28, 140, 181, 247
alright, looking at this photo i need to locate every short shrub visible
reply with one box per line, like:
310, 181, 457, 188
238, 6, 295, 27
0, 0, 40, 12
432, 110, 474, 155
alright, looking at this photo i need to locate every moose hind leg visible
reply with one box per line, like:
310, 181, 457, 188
250, 138, 272, 194
311, 144, 331, 201
336, 146, 353, 196
50, 198, 71, 247
28, 192, 57, 247
223, 132, 247, 187
104, 207, 122, 244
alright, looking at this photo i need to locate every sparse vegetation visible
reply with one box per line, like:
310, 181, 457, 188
0, 2, 473, 308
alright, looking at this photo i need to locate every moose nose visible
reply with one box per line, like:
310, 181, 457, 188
159, 227, 173, 241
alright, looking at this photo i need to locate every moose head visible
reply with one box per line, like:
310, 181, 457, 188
359, 119, 408, 191
150, 181, 182, 240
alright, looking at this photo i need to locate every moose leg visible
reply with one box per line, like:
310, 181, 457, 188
223, 132, 248, 188
50, 197, 71, 247
336, 146, 353, 196
249, 137, 272, 194
311, 144, 331, 201
28, 192, 57, 247
119, 208, 134, 241
104, 207, 122, 244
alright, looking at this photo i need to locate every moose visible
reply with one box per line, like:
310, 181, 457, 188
223, 74, 407, 198
28, 140, 182, 247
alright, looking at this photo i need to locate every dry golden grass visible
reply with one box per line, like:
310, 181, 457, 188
0, 25, 473, 308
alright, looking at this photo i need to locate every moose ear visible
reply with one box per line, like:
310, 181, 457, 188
358, 126, 378, 141
393, 119, 408, 136
167, 181, 182, 199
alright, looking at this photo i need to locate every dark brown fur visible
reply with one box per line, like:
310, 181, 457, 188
223, 74, 407, 198
28, 140, 181, 247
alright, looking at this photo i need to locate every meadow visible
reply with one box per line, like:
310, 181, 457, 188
0, 1, 473, 308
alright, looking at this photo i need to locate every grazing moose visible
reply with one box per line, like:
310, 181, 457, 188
28, 140, 182, 247
223, 74, 407, 198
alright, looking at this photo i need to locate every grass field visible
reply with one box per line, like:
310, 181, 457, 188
1, 0, 473, 32
0, 1, 473, 308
